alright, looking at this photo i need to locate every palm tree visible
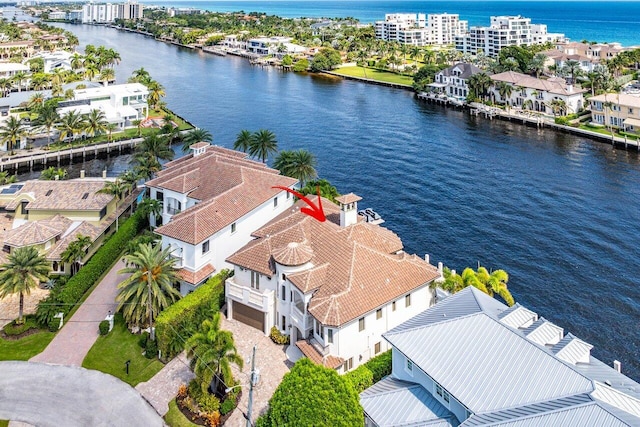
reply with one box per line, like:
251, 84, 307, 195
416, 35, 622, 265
468, 72, 493, 102
0, 116, 26, 154
60, 234, 92, 276
39, 166, 67, 181
496, 81, 513, 108
70, 52, 83, 71
409, 46, 422, 66
131, 67, 151, 85
57, 110, 86, 143
146, 80, 166, 110
84, 109, 108, 138
274, 149, 317, 185
134, 132, 174, 164
185, 312, 244, 395
181, 127, 212, 152
0, 78, 12, 97
249, 129, 278, 163
475, 266, 514, 306
27, 92, 45, 111
550, 99, 567, 116
119, 170, 140, 196
528, 53, 547, 78
11, 71, 26, 92
117, 243, 180, 341
0, 171, 17, 185
137, 197, 162, 230
563, 59, 582, 85
97, 179, 127, 230
357, 50, 368, 79
33, 104, 59, 148
131, 119, 143, 137
98, 67, 115, 85
134, 155, 161, 181
233, 129, 253, 153
105, 122, 118, 142
0, 246, 51, 324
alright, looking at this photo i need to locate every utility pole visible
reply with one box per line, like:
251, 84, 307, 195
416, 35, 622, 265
246, 345, 257, 427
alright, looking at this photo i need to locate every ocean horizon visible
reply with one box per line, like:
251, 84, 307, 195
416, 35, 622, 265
140, 0, 640, 46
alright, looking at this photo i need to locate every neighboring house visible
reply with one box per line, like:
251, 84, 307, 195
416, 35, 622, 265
539, 42, 624, 74
540, 50, 596, 74
455, 16, 565, 57
33, 50, 73, 73
246, 37, 293, 56
222, 34, 246, 50
56, 83, 149, 130
0, 41, 35, 60
429, 62, 483, 102
226, 193, 442, 373
490, 71, 587, 115
0, 62, 29, 79
361, 286, 640, 427
0, 176, 139, 274
146, 143, 298, 294
48, 11, 67, 20
589, 93, 640, 132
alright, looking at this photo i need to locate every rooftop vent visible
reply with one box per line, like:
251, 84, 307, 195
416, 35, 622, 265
82, 193, 89, 200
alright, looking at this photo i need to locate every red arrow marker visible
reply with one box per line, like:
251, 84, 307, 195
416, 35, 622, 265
272, 186, 326, 222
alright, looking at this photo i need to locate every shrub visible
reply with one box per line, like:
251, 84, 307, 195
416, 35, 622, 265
204, 412, 221, 427
35, 294, 64, 331
177, 384, 188, 399
3, 316, 40, 336
197, 393, 220, 414
155, 269, 230, 360
344, 365, 373, 393
555, 116, 570, 125
269, 326, 290, 345
56, 211, 147, 318
366, 350, 392, 382
99, 320, 110, 335
145, 338, 158, 359
258, 358, 363, 427
188, 379, 204, 401
138, 331, 149, 348
219, 397, 236, 416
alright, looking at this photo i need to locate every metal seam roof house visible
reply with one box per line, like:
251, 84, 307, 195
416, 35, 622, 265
361, 287, 640, 427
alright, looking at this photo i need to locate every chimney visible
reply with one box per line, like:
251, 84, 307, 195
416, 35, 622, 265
613, 360, 622, 373
437, 262, 443, 274
190, 141, 210, 157
80, 170, 85, 179
567, 84, 573, 93
102, 169, 107, 179
424, 254, 430, 263
335, 193, 362, 228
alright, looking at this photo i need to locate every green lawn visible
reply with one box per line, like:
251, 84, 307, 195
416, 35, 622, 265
0, 419, 8, 427
0, 331, 55, 361
82, 314, 164, 387
164, 399, 199, 427
332, 66, 414, 86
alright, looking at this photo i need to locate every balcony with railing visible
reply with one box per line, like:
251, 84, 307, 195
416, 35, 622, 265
169, 255, 183, 269
225, 277, 274, 312
166, 206, 181, 215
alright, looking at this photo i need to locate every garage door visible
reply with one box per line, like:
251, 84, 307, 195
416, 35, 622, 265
233, 302, 265, 332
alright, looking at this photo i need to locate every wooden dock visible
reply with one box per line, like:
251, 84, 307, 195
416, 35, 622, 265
0, 138, 142, 173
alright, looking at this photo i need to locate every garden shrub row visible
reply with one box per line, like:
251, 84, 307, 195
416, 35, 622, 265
36, 211, 147, 329
155, 269, 229, 360
344, 350, 392, 393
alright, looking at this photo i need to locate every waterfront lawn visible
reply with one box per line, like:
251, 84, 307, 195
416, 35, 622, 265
333, 66, 414, 86
0, 331, 55, 361
150, 108, 193, 131
82, 314, 164, 387
164, 399, 199, 427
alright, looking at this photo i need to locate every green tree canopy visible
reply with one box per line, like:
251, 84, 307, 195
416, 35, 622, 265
257, 358, 364, 427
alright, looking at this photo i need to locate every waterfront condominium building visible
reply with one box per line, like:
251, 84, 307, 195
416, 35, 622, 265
81, 1, 142, 24
375, 13, 467, 46
455, 15, 565, 57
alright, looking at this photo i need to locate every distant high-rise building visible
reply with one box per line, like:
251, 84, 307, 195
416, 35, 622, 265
375, 13, 467, 46
81, 1, 143, 24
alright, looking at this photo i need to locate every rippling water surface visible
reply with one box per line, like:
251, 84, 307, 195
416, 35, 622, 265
48, 24, 640, 380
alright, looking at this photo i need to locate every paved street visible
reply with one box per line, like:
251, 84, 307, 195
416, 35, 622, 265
30, 259, 128, 366
0, 361, 163, 426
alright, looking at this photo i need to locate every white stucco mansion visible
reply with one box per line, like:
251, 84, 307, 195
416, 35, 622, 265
145, 143, 297, 294
226, 193, 442, 373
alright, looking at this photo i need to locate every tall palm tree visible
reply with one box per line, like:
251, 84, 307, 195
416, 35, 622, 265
496, 81, 513, 108
84, 109, 108, 138
357, 50, 368, 79
0, 116, 26, 154
119, 169, 140, 196
133, 155, 161, 181
273, 150, 295, 176
98, 67, 115, 85
274, 149, 317, 185
60, 234, 92, 276
181, 127, 213, 152
409, 45, 422, 66
528, 53, 547, 78
57, 110, 86, 142
105, 122, 118, 142
146, 80, 166, 110
249, 129, 278, 163
563, 59, 582, 85
0, 246, 51, 324
117, 243, 180, 341
134, 132, 174, 164
131, 67, 151, 85
0, 78, 12, 97
185, 312, 244, 395
33, 104, 59, 148
28, 92, 45, 111
11, 71, 27, 92
39, 166, 67, 181
549, 99, 568, 117
233, 129, 253, 153
468, 72, 493, 102
70, 52, 84, 71
137, 197, 162, 230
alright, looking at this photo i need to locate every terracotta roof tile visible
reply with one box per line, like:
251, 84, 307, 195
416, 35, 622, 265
336, 193, 362, 204
272, 241, 314, 266
296, 340, 344, 369
5, 179, 113, 211
227, 197, 440, 327
176, 263, 216, 285
490, 71, 588, 96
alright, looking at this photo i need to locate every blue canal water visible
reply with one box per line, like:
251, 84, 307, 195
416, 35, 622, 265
141, 1, 640, 46
49, 23, 640, 380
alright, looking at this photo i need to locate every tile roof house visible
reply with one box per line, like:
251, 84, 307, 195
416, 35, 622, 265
490, 71, 587, 116
428, 63, 484, 102
146, 143, 298, 294
226, 194, 442, 373
361, 287, 640, 426
0, 177, 140, 274
588, 93, 640, 133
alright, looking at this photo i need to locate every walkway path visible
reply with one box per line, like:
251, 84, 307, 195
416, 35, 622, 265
0, 361, 163, 426
135, 352, 195, 416
30, 259, 128, 366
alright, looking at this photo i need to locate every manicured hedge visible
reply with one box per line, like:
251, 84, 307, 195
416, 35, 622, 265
57, 211, 146, 315
155, 269, 229, 360
344, 350, 392, 393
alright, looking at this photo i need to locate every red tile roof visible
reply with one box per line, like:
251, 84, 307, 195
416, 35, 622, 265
296, 340, 344, 369
176, 263, 216, 285
227, 198, 440, 327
